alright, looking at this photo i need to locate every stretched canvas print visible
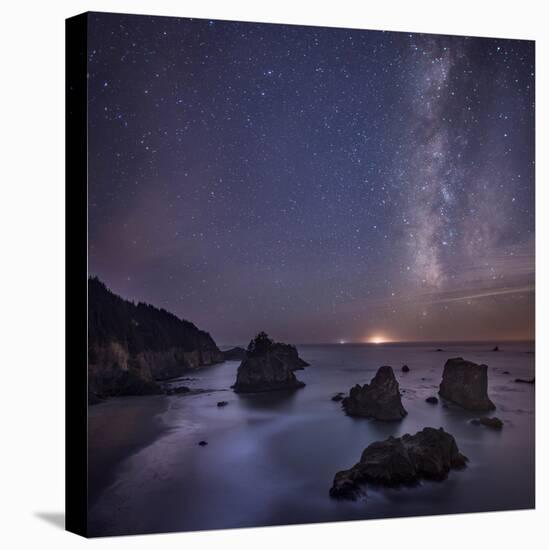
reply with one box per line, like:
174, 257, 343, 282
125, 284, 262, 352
66, 11, 535, 538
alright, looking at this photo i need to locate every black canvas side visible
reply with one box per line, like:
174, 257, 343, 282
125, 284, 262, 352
65, 12, 89, 538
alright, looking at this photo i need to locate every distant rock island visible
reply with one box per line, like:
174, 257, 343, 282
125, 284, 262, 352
342, 366, 407, 421
330, 427, 468, 499
232, 332, 307, 393
439, 357, 495, 411
88, 277, 224, 402
222, 347, 247, 361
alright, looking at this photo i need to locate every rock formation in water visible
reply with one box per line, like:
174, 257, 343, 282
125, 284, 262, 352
438, 357, 496, 411
426, 396, 439, 404
401, 364, 410, 372
88, 277, 224, 402
330, 427, 468, 499
515, 377, 535, 384
342, 366, 407, 421
223, 347, 247, 361
270, 342, 310, 370
472, 416, 503, 430
232, 332, 306, 393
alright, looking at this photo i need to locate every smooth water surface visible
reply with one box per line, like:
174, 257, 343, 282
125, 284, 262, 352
88, 342, 535, 536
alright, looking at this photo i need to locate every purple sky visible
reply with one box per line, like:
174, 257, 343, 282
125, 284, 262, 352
87, 13, 534, 345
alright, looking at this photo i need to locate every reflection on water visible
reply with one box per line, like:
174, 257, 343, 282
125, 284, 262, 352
88, 342, 535, 536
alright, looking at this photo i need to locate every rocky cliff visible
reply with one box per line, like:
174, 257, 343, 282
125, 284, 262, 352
88, 277, 224, 401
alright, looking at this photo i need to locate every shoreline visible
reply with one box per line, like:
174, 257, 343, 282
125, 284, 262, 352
87, 394, 169, 506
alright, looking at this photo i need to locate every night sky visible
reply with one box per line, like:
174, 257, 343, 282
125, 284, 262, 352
87, 12, 535, 345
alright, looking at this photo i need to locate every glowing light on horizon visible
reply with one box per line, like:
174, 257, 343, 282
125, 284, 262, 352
368, 334, 388, 344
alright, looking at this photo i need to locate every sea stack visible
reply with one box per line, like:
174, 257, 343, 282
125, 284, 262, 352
232, 332, 306, 393
330, 427, 468, 499
439, 357, 495, 411
342, 366, 407, 420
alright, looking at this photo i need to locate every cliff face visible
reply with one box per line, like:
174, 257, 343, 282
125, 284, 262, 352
88, 277, 224, 401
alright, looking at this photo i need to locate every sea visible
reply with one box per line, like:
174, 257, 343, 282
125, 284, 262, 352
87, 341, 535, 537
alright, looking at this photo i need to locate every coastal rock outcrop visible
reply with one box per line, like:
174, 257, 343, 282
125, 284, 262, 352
342, 366, 407, 421
330, 427, 467, 499
439, 357, 495, 411
232, 332, 306, 393
88, 277, 224, 402
270, 342, 310, 370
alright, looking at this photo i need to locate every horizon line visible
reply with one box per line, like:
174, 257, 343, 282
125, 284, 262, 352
219, 338, 535, 347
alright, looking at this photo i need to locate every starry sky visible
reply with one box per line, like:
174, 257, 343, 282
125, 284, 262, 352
87, 12, 535, 345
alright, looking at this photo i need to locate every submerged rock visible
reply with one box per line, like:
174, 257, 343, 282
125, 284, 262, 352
492, 346, 500, 352
402, 365, 410, 372
198, 440, 208, 447
342, 366, 407, 421
331, 392, 345, 402
223, 347, 247, 361
425, 396, 439, 404
216, 400, 229, 407
232, 332, 306, 393
439, 357, 495, 411
330, 427, 467, 499
515, 377, 535, 384
472, 416, 503, 430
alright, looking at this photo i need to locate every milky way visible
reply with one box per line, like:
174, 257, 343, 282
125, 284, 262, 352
87, 13, 534, 344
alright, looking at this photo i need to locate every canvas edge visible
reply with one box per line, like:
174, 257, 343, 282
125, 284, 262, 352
65, 11, 89, 538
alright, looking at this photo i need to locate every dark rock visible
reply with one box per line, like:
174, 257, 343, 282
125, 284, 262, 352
342, 366, 407, 421
331, 392, 345, 402
271, 342, 310, 370
472, 416, 503, 430
223, 347, 247, 361
198, 440, 208, 446
492, 346, 499, 352
515, 377, 535, 384
216, 400, 229, 407
330, 427, 467, 499
402, 365, 410, 372
232, 332, 306, 393
425, 396, 439, 404
503, 371, 510, 375
435, 348, 444, 352
439, 357, 495, 411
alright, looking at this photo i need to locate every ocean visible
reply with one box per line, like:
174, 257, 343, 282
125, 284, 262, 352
88, 342, 535, 536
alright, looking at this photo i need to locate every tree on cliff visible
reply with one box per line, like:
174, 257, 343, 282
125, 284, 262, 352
247, 331, 274, 357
